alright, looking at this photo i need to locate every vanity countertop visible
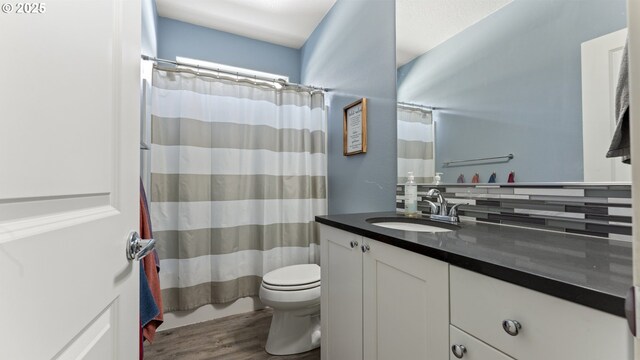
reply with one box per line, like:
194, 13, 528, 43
316, 212, 632, 317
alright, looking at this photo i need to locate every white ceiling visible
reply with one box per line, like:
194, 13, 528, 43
156, 0, 337, 49
156, 0, 511, 67
396, 0, 512, 66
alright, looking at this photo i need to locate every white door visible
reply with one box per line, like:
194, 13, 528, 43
629, 0, 640, 357
319, 225, 363, 360
581, 28, 631, 182
0, 1, 141, 359
362, 238, 449, 360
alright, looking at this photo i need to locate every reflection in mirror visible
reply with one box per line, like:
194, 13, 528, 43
397, 103, 434, 183
396, 0, 629, 184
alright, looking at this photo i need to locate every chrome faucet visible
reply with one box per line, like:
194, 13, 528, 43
426, 188, 448, 216
426, 188, 466, 224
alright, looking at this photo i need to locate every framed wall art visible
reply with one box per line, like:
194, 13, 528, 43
343, 98, 368, 156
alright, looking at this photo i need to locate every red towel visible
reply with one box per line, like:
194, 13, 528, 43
140, 182, 163, 343
140, 320, 144, 360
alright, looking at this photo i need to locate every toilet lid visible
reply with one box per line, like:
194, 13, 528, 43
262, 264, 320, 287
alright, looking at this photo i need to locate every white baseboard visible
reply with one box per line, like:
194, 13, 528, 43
160, 296, 265, 331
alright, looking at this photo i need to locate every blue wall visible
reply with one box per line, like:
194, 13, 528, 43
302, 0, 397, 214
157, 17, 301, 83
141, 0, 158, 56
397, 0, 627, 183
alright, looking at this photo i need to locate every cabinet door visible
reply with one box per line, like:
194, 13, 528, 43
363, 238, 449, 360
320, 225, 363, 360
450, 326, 515, 360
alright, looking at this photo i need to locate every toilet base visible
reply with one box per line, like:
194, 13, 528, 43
265, 308, 321, 356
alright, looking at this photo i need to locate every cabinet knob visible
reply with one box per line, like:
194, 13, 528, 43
361, 244, 370, 253
350, 240, 359, 248
451, 344, 466, 358
502, 319, 522, 336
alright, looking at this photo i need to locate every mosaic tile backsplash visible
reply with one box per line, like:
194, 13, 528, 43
396, 183, 632, 241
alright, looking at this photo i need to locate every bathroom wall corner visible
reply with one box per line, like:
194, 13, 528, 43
301, 0, 398, 215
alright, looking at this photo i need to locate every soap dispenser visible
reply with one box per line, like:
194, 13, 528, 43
405, 172, 418, 217
434, 173, 443, 185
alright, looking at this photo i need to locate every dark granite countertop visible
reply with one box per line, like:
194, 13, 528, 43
316, 212, 632, 317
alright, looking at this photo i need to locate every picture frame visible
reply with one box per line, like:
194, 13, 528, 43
343, 98, 368, 156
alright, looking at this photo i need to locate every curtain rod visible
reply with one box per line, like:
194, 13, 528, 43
397, 101, 436, 111
141, 55, 327, 93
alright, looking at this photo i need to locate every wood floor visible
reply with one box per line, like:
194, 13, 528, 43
145, 309, 321, 360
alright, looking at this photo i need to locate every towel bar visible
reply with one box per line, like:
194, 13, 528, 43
443, 154, 514, 167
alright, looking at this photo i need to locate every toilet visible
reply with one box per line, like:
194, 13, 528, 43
259, 264, 321, 355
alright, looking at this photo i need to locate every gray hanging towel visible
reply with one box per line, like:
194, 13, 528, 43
606, 38, 630, 164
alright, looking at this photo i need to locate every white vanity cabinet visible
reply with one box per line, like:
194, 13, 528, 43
319, 224, 449, 360
450, 266, 632, 360
320, 223, 632, 360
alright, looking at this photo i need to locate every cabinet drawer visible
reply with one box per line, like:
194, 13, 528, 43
450, 326, 514, 360
450, 266, 631, 360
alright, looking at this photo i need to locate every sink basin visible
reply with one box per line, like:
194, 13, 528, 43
366, 217, 456, 233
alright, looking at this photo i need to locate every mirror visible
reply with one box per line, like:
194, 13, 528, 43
396, 0, 629, 184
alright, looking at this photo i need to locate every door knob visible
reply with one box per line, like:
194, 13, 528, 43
350, 240, 359, 248
126, 231, 156, 261
451, 344, 466, 358
361, 244, 370, 253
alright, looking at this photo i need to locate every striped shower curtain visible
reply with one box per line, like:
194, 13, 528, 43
149, 68, 327, 312
397, 105, 435, 183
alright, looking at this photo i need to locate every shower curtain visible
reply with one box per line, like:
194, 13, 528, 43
149, 68, 327, 312
397, 105, 435, 183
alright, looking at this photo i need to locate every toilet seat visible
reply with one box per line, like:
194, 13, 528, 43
262, 280, 320, 291
262, 264, 320, 288
259, 284, 321, 308
260, 264, 321, 305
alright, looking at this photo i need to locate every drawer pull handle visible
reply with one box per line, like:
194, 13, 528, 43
502, 319, 522, 336
350, 240, 358, 248
451, 344, 467, 358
